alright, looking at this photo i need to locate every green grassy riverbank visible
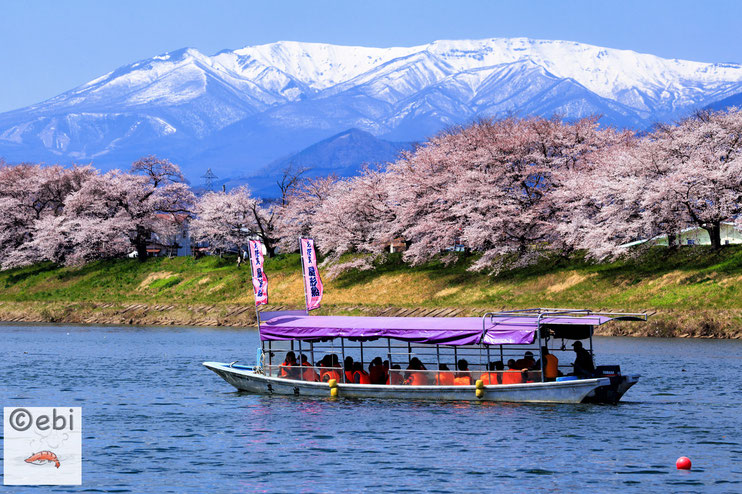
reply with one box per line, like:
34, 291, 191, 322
1, 247, 741, 337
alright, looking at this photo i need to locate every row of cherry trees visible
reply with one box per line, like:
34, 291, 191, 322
278, 108, 742, 271
0, 157, 196, 268
2, 108, 740, 271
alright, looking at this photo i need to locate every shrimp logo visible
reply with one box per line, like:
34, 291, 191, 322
25, 451, 61, 469
4, 407, 81, 485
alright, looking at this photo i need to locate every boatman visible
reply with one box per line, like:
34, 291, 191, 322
572, 341, 595, 378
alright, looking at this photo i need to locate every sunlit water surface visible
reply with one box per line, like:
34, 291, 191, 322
0, 324, 740, 493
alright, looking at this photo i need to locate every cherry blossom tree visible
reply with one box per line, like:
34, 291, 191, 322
50, 157, 194, 264
191, 186, 257, 255
653, 108, 742, 249
385, 116, 625, 270
311, 167, 394, 257
0, 163, 95, 269
561, 107, 742, 258
275, 175, 338, 253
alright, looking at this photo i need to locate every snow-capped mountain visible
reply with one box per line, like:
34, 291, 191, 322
1, 38, 741, 181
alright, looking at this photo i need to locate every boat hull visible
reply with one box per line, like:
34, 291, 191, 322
203, 362, 614, 404
583, 374, 640, 404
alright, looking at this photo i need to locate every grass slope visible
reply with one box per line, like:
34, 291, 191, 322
1, 247, 741, 336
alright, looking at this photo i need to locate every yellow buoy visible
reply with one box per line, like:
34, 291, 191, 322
476, 388, 484, 399
475, 379, 484, 389
328, 379, 338, 397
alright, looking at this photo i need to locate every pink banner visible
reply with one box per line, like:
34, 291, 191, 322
248, 240, 268, 306
300, 238, 323, 311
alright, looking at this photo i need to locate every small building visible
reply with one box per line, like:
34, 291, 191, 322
622, 222, 742, 248
148, 213, 191, 257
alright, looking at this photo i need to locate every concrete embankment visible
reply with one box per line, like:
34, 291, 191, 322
1, 301, 740, 339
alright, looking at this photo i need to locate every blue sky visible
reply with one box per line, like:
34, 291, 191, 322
0, 0, 740, 113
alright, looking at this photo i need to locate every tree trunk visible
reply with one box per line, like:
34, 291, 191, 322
136, 239, 148, 262
135, 226, 148, 262
265, 244, 276, 258
667, 233, 678, 250
703, 222, 723, 250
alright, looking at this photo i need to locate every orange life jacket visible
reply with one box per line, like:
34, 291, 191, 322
353, 370, 372, 384
502, 370, 523, 384
345, 370, 354, 383
480, 372, 498, 385
387, 372, 403, 385
302, 362, 319, 382
453, 374, 472, 386
407, 372, 428, 386
545, 354, 559, 379
321, 369, 341, 382
435, 372, 455, 385
279, 361, 294, 378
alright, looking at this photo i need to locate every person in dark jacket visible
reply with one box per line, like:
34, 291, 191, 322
572, 341, 595, 377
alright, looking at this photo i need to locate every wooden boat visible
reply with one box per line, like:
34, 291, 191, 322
204, 308, 647, 404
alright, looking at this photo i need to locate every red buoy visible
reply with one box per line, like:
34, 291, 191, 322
676, 456, 692, 470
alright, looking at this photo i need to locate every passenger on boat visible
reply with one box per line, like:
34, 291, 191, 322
435, 363, 455, 385
405, 357, 429, 385
453, 359, 472, 385
300, 354, 319, 382
480, 361, 503, 385
502, 359, 525, 384
387, 364, 403, 385
352, 362, 372, 384
320, 355, 342, 383
572, 341, 595, 377
514, 351, 536, 370
534, 347, 560, 381
344, 356, 355, 383
369, 357, 386, 385
279, 351, 299, 379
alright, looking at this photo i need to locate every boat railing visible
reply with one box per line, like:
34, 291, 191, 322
261, 365, 543, 386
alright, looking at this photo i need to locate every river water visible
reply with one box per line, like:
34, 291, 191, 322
0, 324, 740, 493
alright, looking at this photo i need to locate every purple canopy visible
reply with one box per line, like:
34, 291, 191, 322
259, 312, 616, 346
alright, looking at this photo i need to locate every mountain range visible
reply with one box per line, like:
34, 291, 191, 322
1, 37, 742, 192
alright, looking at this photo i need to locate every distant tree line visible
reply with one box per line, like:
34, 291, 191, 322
1, 107, 740, 272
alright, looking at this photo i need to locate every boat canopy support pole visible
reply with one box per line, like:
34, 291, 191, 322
298, 339, 304, 381
360, 340, 364, 368
387, 338, 393, 370
589, 327, 595, 367
341, 338, 346, 383
310, 342, 315, 370
537, 314, 545, 382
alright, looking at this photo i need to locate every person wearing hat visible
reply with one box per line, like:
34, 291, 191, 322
572, 341, 595, 377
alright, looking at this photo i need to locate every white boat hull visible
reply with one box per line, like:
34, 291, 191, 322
203, 362, 613, 404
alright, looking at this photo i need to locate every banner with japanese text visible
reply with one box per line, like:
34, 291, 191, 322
300, 238, 323, 311
248, 240, 268, 306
